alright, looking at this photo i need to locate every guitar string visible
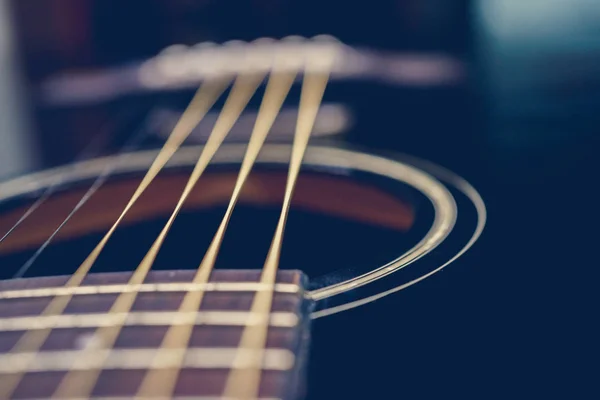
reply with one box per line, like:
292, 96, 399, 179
0, 107, 143, 246
12, 108, 154, 279
223, 58, 331, 400
51, 72, 265, 399
0, 78, 230, 400
133, 66, 297, 399
0, 41, 478, 399
7, 45, 327, 399
71, 77, 230, 279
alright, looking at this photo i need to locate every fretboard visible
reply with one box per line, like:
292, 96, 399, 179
0, 270, 312, 399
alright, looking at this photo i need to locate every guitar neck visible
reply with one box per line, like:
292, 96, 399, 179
0, 269, 312, 399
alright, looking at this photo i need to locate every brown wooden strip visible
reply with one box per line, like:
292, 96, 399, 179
0, 171, 414, 255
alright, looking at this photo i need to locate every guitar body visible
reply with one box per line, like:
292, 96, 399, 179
3, 1, 598, 398
1, 5, 486, 397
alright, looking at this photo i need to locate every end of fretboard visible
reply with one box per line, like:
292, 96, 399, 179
0, 269, 313, 399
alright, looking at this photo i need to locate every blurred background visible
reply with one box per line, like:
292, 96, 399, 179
3, 0, 599, 183
0, 0, 597, 398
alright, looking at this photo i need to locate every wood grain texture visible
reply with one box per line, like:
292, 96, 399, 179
0, 269, 312, 399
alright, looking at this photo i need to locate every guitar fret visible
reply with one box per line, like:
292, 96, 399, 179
0, 347, 295, 373
0, 282, 301, 300
0, 311, 299, 332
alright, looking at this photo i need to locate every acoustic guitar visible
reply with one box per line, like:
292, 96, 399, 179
0, 36, 485, 399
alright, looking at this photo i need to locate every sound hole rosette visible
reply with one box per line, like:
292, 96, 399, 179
0, 144, 485, 316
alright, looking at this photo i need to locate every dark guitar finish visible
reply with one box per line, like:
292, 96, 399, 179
0, 270, 311, 399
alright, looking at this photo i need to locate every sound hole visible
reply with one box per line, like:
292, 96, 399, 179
0, 165, 434, 285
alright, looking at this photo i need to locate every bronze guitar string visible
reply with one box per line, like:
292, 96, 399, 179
0, 78, 230, 399
133, 67, 297, 398
50, 56, 304, 398
51, 71, 266, 398
130, 51, 331, 399
223, 57, 331, 400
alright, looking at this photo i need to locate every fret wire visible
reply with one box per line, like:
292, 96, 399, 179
51, 74, 255, 399
0, 79, 230, 400
223, 55, 332, 400
0, 311, 300, 332
134, 65, 297, 399
0, 282, 301, 300
0, 348, 295, 373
